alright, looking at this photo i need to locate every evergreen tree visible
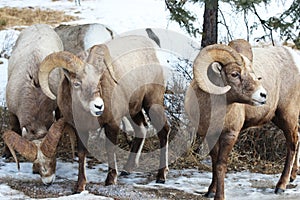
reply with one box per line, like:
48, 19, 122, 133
165, 0, 300, 48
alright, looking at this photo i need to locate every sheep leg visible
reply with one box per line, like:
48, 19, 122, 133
145, 104, 170, 183
290, 141, 300, 182
272, 112, 299, 193
156, 122, 170, 183
74, 138, 88, 193
122, 112, 147, 175
205, 141, 219, 198
104, 124, 119, 185
214, 131, 239, 200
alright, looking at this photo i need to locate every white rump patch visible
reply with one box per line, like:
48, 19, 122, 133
284, 46, 300, 73
84, 24, 113, 51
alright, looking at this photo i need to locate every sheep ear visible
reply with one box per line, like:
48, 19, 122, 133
228, 39, 253, 62
63, 69, 70, 79
88, 44, 118, 84
211, 62, 222, 74
63, 69, 77, 82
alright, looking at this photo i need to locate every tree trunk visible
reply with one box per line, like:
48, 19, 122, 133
201, 0, 218, 48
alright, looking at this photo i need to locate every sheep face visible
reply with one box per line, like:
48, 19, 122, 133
2, 119, 65, 185
66, 63, 104, 117
39, 45, 113, 118
22, 125, 47, 140
33, 141, 57, 185
193, 40, 267, 106
220, 58, 267, 106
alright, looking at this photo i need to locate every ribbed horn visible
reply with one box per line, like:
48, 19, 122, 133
40, 118, 66, 158
88, 44, 118, 83
2, 130, 38, 167
193, 44, 243, 95
39, 51, 85, 100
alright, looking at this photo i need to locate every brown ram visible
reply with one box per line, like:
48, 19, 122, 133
2, 24, 73, 185
185, 39, 300, 200
35, 35, 170, 192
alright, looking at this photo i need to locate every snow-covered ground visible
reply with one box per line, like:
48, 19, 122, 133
0, 159, 300, 199
0, 0, 299, 199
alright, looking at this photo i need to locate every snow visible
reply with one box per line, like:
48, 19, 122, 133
0, 0, 299, 199
0, 159, 300, 199
0, 58, 8, 104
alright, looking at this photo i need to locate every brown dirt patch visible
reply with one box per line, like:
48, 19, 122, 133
0, 7, 77, 30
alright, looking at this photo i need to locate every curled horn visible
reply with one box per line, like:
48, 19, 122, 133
40, 118, 66, 158
193, 44, 243, 95
88, 44, 118, 83
2, 130, 38, 169
39, 51, 85, 100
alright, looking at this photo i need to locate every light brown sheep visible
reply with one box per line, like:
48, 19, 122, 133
185, 39, 300, 200
2, 24, 80, 185
37, 35, 170, 192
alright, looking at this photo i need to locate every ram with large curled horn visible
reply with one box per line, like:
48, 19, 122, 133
3, 119, 66, 184
38, 35, 170, 193
185, 39, 300, 200
3, 24, 76, 185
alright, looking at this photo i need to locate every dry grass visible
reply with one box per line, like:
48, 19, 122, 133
0, 7, 77, 30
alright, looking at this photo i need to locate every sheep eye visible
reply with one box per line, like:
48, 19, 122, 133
73, 81, 81, 88
231, 71, 240, 78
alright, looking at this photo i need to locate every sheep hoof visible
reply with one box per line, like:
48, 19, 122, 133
120, 171, 130, 176
204, 191, 215, 198
73, 186, 85, 194
156, 179, 165, 184
105, 180, 115, 186
105, 176, 117, 186
275, 188, 285, 194
72, 190, 81, 194
290, 177, 295, 182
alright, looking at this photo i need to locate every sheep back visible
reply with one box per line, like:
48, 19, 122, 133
6, 24, 63, 134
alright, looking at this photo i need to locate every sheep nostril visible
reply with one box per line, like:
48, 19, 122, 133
95, 104, 103, 110
260, 92, 267, 98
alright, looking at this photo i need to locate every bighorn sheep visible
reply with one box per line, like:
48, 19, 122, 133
36, 35, 169, 192
3, 23, 115, 187
3, 24, 70, 184
185, 39, 300, 200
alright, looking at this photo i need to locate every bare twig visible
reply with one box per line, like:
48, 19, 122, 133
250, 3, 275, 45
218, 8, 233, 43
